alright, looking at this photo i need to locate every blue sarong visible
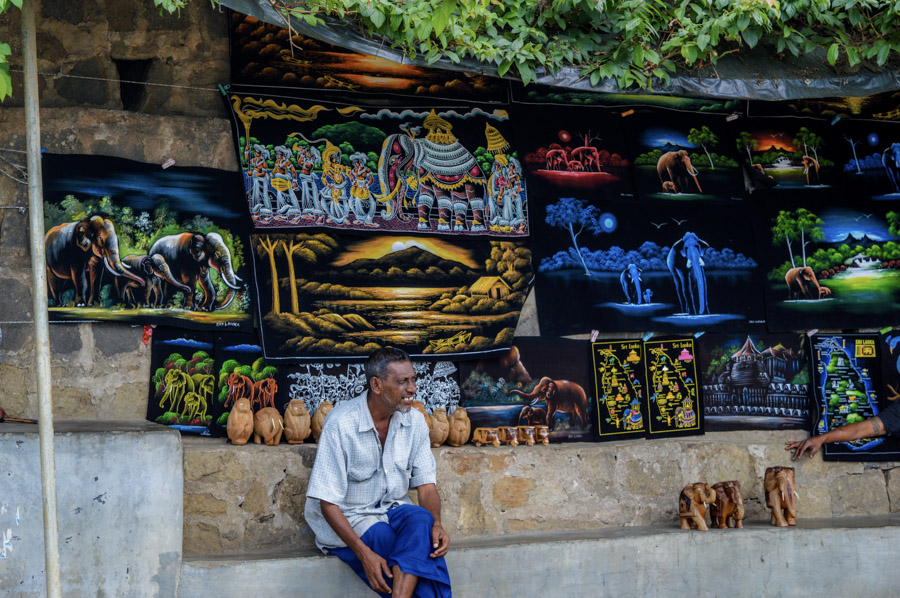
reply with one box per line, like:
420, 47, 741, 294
330, 504, 451, 597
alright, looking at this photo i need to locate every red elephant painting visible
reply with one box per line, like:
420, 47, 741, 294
510, 377, 588, 429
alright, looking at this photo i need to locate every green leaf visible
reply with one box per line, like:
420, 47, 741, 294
590, 68, 601, 87
682, 44, 698, 63
846, 46, 860, 67
737, 15, 750, 30
0, 62, 10, 101
827, 42, 840, 65
632, 45, 644, 65
741, 28, 760, 49
433, 0, 457, 36
497, 59, 513, 78
876, 42, 891, 66
369, 9, 386, 29
697, 34, 710, 51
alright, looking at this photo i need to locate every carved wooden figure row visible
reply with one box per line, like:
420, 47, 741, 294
678, 468, 797, 530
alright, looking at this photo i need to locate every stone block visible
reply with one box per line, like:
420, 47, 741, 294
184, 493, 228, 517
829, 468, 890, 516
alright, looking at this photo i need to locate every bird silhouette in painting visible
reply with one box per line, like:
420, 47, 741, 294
671, 217, 687, 226
650, 222, 668, 229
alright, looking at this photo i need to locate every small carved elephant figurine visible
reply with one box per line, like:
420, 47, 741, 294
283, 399, 311, 444
311, 400, 333, 442
253, 407, 284, 446
226, 397, 254, 446
678, 482, 717, 530
430, 408, 449, 448
710, 481, 745, 529
764, 466, 797, 527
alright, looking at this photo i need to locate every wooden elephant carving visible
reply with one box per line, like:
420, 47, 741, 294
765, 466, 797, 527
679, 482, 716, 530
710, 480, 744, 529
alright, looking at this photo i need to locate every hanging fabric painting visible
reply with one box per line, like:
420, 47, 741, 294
41, 154, 252, 331
754, 197, 900, 331
224, 88, 528, 236
642, 337, 704, 438
213, 332, 281, 437
624, 109, 745, 201
696, 333, 811, 431
533, 199, 765, 335
251, 231, 533, 360
458, 338, 595, 443
146, 327, 219, 436
809, 333, 900, 461
590, 339, 649, 441
834, 120, 900, 200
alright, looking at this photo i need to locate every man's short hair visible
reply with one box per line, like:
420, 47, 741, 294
365, 347, 411, 382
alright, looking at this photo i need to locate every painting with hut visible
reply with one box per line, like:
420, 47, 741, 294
697, 333, 811, 431
250, 231, 533, 360
41, 154, 252, 331
458, 338, 595, 443
225, 88, 528, 236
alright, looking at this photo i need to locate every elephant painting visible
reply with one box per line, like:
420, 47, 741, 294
45, 216, 145, 307
883, 143, 900, 193
666, 232, 710, 315
678, 482, 716, 530
117, 254, 191, 308
620, 263, 643, 305
375, 111, 487, 232
509, 377, 588, 430
657, 150, 702, 194
764, 466, 797, 527
148, 232, 243, 311
785, 266, 830, 300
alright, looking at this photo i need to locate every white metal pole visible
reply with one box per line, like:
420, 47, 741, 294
20, 1, 63, 596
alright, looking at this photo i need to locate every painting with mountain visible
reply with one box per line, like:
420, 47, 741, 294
625, 110, 744, 201
225, 88, 528, 237
754, 198, 900, 330
251, 231, 533, 360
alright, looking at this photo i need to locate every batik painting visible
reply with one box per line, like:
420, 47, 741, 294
590, 339, 648, 441
747, 90, 900, 122
41, 154, 252, 331
624, 110, 745, 201
229, 12, 506, 103
809, 334, 900, 461
534, 199, 764, 335
458, 338, 595, 443
277, 360, 459, 419
225, 88, 529, 236
755, 198, 900, 331
733, 118, 838, 195
212, 332, 281, 436
251, 231, 532, 360
511, 105, 634, 202
834, 120, 900, 200
697, 333, 811, 431
146, 327, 219, 436
643, 337, 704, 438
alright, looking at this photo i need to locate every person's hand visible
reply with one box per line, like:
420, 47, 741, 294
785, 436, 823, 461
359, 546, 393, 593
430, 523, 450, 558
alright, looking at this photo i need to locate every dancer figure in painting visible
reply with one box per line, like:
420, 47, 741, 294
349, 152, 377, 227
305, 348, 451, 597
271, 145, 301, 221
320, 140, 351, 224
296, 145, 323, 221
244, 144, 270, 216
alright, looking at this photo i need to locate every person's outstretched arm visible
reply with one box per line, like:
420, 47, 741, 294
785, 417, 885, 460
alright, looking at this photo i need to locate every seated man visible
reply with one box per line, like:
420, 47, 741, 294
786, 399, 900, 459
305, 347, 451, 597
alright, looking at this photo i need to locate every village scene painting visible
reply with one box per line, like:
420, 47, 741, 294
227, 92, 528, 236
251, 232, 532, 359
459, 339, 594, 443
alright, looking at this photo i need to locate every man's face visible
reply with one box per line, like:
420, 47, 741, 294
378, 360, 417, 413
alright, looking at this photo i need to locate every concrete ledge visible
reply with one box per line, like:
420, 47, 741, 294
180, 515, 900, 597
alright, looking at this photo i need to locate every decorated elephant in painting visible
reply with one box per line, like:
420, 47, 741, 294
148, 232, 243, 311
510, 377, 588, 430
679, 482, 716, 530
883, 143, 900, 193
620, 263, 643, 305
117, 254, 191, 308
657, 150, 702, 194
375, 111, 487, 232
667, 232, 710, 315
765, 466, 797, 527
785, 266, 827, 300
45, 216, 145, 307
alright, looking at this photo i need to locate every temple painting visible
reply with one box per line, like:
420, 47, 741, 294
697, 333, 811, 431
226, 90, 528, 236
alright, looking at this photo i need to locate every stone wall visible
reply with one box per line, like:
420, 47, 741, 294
181, 431, 900, 556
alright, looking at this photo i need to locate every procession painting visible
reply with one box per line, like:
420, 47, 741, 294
41, 154, 252, 330
226, 91, 528, 236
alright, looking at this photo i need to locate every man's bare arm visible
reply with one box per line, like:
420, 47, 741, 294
786, 417, 885, 460
416, 483, 450, 558
320, 500, 392, 592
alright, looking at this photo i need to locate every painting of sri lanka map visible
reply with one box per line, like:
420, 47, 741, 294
810, 334, 900, 461
643, 337, 704, 438
590, 339, 648, 441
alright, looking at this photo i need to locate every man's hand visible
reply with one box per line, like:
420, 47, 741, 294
430, 523, 450, 558
785, 436, 823, 461
359, 545, 393, 593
